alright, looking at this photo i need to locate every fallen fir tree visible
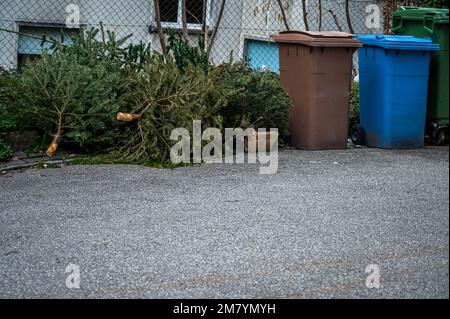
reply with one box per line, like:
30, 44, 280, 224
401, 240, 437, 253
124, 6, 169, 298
8, 25, 290, 163
11, 26, 143, 156
114, 55, 235, 163
15, 52, 123, 156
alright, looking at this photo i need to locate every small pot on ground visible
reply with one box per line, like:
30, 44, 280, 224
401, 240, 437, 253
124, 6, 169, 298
245, 131, 279, 153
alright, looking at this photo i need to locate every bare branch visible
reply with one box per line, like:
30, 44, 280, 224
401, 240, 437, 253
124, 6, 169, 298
328, 10, 343, 32
181, 0, 188, 41
153, 0, 167, 54
345, 0, 354, 34
301, 0, 309, 31
202, 0, 209, 47
276, 0, 290, 31
207, 0, 226, 59
318, 0, 323, 31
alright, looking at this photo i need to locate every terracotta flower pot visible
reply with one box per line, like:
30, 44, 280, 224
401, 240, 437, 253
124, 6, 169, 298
245, 131, 279, 153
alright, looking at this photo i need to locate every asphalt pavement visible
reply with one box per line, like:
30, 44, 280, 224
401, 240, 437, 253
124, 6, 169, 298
0, 147, 448, 298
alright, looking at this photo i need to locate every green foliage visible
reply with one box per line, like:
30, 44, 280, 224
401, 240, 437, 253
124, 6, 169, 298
0, 69, 16, 161
1, 25, 292, 165
0, 104, 14, 161
0, 70, 17, 132
10, 25, 150, 153
116, 55, 233, 163
217, 63, 292, 141
425, 0, 448, 8
15, 51, 123, 152
349, 81, 360, 120
0, 104, 15, 132
0, 139, 12, 161
167, 31, 209, 72
52, 25, 153, 72
3, 25, 169, 157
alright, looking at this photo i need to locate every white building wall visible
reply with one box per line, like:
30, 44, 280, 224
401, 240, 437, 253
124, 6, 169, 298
0, 0, 385, 69
208, 0, 244, 63
0, 0, 154, 69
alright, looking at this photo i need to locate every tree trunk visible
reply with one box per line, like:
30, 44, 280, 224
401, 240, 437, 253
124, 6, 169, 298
202, 0, 209, 53
154, 0, 167, 54
207, 0, 226, 59
181, 0, 189, 41
46, 116, 63, 157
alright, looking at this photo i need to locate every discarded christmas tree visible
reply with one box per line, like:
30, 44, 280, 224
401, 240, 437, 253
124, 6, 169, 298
114, 55, 233, 163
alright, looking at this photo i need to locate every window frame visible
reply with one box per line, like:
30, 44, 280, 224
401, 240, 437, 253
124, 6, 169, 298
160, 0, 212, 30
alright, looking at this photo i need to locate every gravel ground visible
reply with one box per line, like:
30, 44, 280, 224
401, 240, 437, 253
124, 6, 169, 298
0, 147, 448, 299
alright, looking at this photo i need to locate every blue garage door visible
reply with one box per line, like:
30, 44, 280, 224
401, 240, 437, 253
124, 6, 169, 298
246, 39, 279, 73
18, 26, 76, 55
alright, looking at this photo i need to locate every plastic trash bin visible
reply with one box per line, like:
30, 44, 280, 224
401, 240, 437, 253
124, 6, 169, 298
392, 6, 449, 145
272, 31, 362, 150
357, 35, 440, 149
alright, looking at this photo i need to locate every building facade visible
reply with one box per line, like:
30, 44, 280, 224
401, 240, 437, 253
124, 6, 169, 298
0, 0, 384, 70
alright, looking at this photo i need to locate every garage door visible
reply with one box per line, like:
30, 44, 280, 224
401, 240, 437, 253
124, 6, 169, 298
245, 39, 279, 73
18, 26, 76, 55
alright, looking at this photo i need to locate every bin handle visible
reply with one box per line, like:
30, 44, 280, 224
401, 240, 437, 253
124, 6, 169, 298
399, 6, 419, 10
423, 16, 435, 35
392, 16, 403, 32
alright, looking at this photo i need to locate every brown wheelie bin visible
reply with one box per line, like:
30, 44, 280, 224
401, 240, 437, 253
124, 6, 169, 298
272, 31, 362, 150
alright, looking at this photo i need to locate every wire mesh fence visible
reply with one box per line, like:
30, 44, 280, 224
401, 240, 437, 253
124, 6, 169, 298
0, 0, 430, 71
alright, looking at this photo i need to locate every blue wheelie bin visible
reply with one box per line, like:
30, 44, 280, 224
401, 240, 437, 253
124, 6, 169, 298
356, 35, 440, 149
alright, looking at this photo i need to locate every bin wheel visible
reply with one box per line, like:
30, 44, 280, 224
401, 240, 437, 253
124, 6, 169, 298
431, 127, 448, 146
350, 124, 366, 146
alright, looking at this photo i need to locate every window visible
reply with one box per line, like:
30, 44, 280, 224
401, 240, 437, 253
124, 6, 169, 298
17, 26, 78, 68
160, 0, 209, 27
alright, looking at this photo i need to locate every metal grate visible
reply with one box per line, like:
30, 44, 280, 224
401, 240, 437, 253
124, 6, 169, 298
0, 0, 426, 71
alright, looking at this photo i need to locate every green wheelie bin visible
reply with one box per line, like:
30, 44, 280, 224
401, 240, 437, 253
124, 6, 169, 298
393, 6, 449, 145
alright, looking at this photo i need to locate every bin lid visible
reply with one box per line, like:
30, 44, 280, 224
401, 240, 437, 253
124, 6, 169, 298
356, 35, 440, 51
394, 6, 449, 23
271, 31, 362, 47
